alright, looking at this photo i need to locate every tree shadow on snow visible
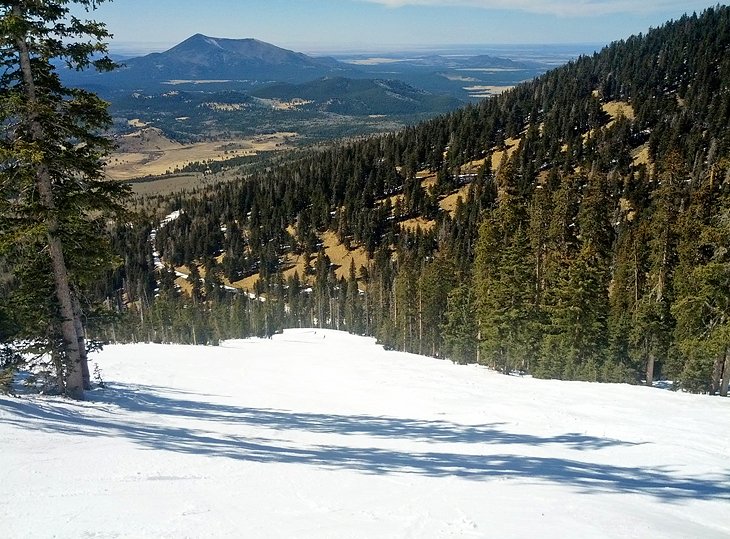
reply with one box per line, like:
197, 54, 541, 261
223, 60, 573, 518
1, 383, 728, 503
85, 382, 641, 450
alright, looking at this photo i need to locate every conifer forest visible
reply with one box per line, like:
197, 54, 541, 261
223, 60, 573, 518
2, 4, 730, 396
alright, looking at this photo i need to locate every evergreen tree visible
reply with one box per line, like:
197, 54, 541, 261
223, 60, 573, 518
344, 259, 364, 334
672, 162, 730, 394
0, 0, 126, 398
474, 162, 537, 374
632, 153, 685, 385
418, 255, 456, 356
442, 283, 478, 364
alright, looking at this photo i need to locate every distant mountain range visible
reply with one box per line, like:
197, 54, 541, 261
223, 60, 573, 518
65, 34, 353, 90
125, 34, 346, 81
62, 34, 550, 140
63, 34, 547, 95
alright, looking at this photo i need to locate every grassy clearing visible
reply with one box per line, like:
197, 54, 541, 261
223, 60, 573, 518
170, 229, 373, 298
106, 128, 297, 181
602, 101, 635, 127
379, 194, 404, 208
321, 231, 370, 280
463, 85, 514, 98
562, 98, 639, 155
127, 173, 208, 197
491, 137, 520, 171
417, 171, 437, 189
400, 217, 436, 232
440, 184, 472, 215
632, 143, 651, 167
460, 157, 487, 173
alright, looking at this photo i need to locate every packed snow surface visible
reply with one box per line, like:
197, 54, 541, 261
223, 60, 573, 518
1, 328, 729, 538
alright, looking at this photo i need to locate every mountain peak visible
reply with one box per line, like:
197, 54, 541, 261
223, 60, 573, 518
168, 34, 297, 58
181, 33, 262, 46
108, 35, 347, 84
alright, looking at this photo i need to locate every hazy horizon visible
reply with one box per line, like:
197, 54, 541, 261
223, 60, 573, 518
89, 0, 717, 56
107, 38, 605, 60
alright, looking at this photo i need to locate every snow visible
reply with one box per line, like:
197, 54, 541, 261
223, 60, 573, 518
1, 328, 728, 538
205, 37, 224, 50
151, 210, 182, 271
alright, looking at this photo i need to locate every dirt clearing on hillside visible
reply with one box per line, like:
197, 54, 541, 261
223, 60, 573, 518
105, 128, 297, 181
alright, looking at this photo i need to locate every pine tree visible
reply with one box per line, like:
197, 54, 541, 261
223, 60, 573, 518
418, 255, 456, 357
442, 283, 478, 364
672, 162, 730, 394
632, 152, 685, 385
0, 1, 126, 399
474, 161, 537, 374
344, 259, 364, 334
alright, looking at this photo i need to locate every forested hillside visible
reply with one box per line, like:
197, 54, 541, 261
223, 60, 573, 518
99, 6, 730, 394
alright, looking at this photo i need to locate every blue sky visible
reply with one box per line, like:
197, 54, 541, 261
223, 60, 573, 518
89, 0, 720, 54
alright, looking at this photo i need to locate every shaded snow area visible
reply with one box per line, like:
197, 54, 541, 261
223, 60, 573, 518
1, 329, 729, 538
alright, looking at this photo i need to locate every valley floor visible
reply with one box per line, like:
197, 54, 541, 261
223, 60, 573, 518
1, 329, 728, 538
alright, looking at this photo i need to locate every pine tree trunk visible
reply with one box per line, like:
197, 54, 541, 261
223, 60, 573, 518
711, 352, 724, 395
418, 286, 423, 356
51, 349, 65, 395
364, 288, 369, 334
47, 215, 84, 397
476, 329, 481, 365
646, 343, 655, 387
15, 12, 84, 399
73, 299, 91, 390
720, 347, 729, 397
48, 236, 85, 398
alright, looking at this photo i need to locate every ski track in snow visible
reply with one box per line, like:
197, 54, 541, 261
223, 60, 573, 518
1, 328, 729, 538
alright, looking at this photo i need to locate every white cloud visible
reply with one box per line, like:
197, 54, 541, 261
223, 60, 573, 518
358, 0, 706, 17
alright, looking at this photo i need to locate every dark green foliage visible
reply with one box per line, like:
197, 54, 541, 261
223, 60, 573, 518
474, 189, 538, 374
442, 284, 478, 364
671, 159, 730, 394
0, 1, 128, 396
